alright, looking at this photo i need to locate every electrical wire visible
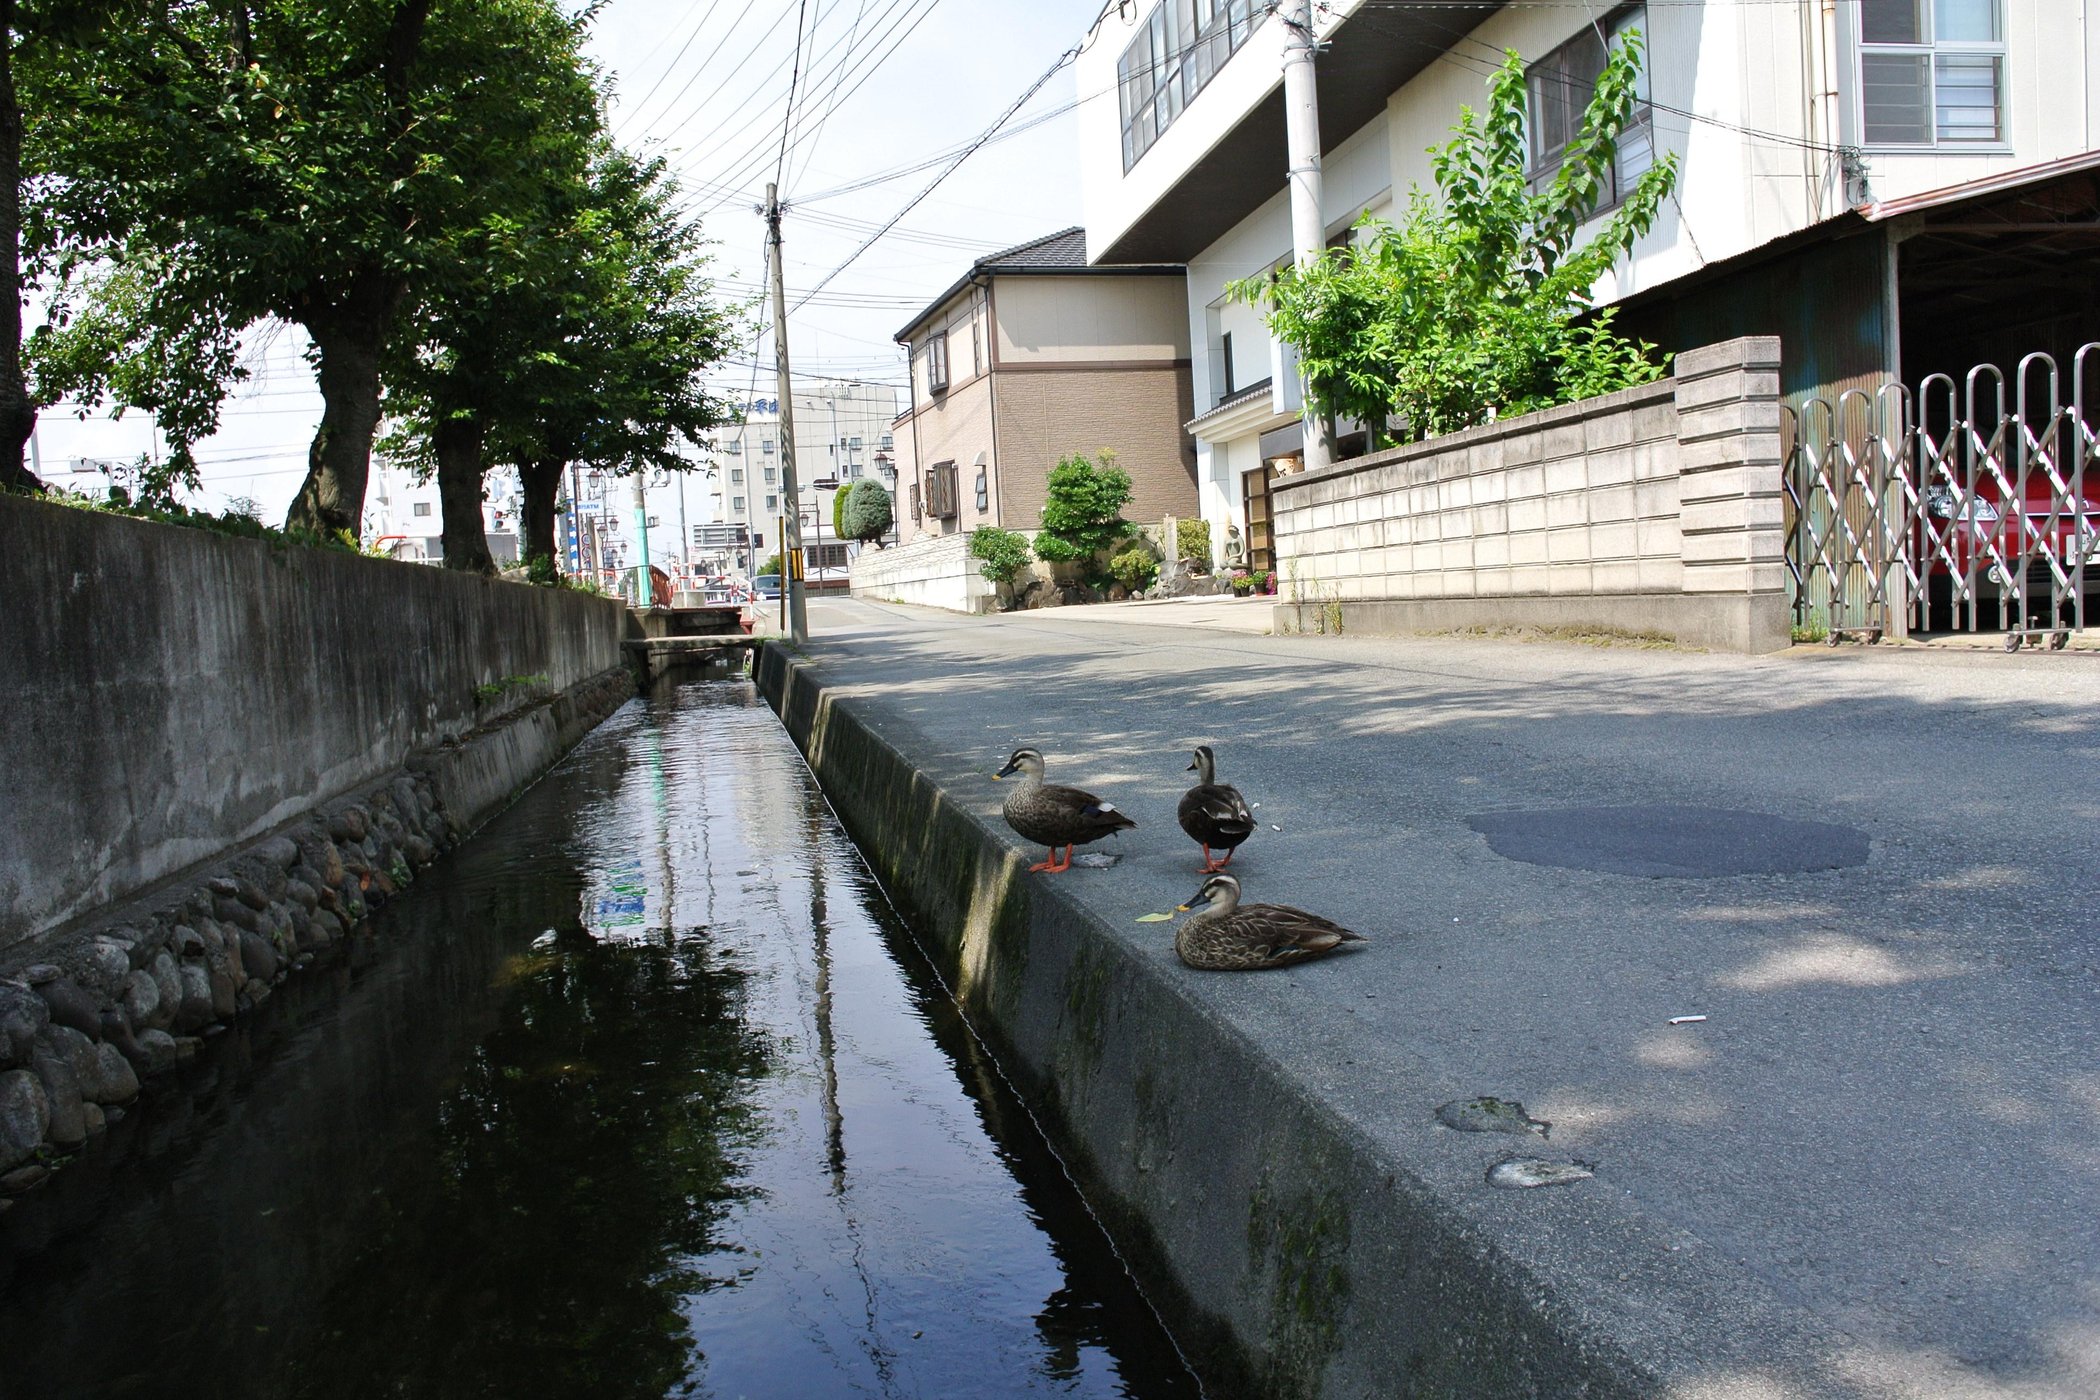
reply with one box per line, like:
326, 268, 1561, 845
790, 41, 1083, 312
774, 0, 816, 187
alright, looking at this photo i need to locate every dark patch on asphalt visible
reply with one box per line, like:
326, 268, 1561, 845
1464, 805, 1870, 878
1486, 1156, 1596, 1190
1436, 1097, 1550, 1138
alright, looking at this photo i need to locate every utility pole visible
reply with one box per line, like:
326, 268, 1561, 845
567, 462, 583, 576
1282, 0, 1333, 473
766, 182, 809, 641
633, 475, 653, 607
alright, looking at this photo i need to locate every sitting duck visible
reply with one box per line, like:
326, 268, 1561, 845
1177, 744, 1255, 873
993, 747, 1137, 873
1173, 874, 1365, 970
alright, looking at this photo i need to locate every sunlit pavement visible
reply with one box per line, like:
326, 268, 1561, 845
792, 594, 2100, 1399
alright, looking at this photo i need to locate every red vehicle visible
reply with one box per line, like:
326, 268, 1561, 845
1919, 476, 2100, 643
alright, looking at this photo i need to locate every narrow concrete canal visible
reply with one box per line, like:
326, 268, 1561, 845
0, 676, 1201, 1399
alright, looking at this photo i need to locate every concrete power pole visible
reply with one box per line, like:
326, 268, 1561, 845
1282, 0, 1333, 473
766, 182, 809, 641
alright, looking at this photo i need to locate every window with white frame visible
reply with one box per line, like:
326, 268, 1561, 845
733, 496, 746, 512
412, 501, 432, 517
1527, 7, 1654, 206
764, 465, 777, 484
974, 466, 989, 513
1117, 0, 1268, 171
761, 437, 774, 453
766, 494, 778, 512
1857, 0, 2003, 145
730, 467, 744, 484
924, 333, 949, 395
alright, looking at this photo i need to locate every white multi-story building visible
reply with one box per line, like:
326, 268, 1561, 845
1078, 0, 2099, 572
365, 460, 520, 564
703, 380, 901, 581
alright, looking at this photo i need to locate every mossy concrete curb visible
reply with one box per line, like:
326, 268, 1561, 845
759, 644, 1648, 1399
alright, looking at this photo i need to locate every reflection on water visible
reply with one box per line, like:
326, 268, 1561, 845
0, 680, 1198, 1400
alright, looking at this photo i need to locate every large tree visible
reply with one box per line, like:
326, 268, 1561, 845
25, 0, 598, 535
377, 5, 601, 572
0, 0, 36, 494
490, 145, 740, 572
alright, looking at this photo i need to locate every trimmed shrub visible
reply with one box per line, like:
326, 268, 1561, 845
1032, 452, 1131, 564
1109, 546, 1159, 593
969, 526, 1033, 585
842, 480, 893, 541
1175, 516, 1212, 564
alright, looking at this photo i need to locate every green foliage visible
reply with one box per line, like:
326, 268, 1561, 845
1175, 516, 1212, 564
1231, 34, 1676, 443
1032, 452, 1132, 564
968, 526, 1033, 585
757, 553, 783, 580
474, 673, 547, 705
41, 484, 370, 555
1108, 546, 1159, 593
841, 480, 892, 542
23, 0, 688, 536
832, 481, 855, 539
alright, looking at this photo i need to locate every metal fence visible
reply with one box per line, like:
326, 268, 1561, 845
1783, 344, 2100, 650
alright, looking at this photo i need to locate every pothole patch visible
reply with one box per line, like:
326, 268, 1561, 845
1436, 1097, 1550, 1138
1465, 805, 1869, 878
1486, 1156, 1596, 1190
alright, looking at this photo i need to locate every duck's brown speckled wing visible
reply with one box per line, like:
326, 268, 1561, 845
1219, 903, 1364, 960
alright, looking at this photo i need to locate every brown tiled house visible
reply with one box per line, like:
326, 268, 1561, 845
892, 228, 1196, 544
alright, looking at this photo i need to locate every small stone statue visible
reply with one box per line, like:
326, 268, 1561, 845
1223, 524, 1245, 569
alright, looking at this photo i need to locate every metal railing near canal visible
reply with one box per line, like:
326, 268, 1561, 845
0, 677, 1200, 1400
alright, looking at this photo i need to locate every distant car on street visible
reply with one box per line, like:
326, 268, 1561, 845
754, 574, 782, 601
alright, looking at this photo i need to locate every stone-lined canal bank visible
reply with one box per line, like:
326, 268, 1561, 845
0, 677, 1201, 1398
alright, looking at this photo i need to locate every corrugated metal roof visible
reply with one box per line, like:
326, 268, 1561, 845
1865, 149, 2100, 221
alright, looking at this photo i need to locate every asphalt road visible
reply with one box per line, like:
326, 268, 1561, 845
798, 596, 2100, 1399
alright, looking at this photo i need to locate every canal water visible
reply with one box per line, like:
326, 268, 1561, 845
0, 678, 1200, 1400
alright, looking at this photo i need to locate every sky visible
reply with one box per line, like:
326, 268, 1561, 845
34, 0, 1114, 521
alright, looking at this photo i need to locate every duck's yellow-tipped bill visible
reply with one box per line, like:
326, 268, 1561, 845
1175, 903, 1192, 912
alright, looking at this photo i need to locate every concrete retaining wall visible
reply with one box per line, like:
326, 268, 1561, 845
759, 646, 1645, 1399
0, 494, 629, 949
1271, 337, 1788, 652
848, 532, 995, 613
0, 495, 634, 1186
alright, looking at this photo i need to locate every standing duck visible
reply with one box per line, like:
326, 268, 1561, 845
1177, 744, 1255, 873
993, 747, 1137, 873
1173, 874, 1365, 970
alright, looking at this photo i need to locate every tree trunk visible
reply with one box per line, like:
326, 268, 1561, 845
285, 271, 404, 537
0, 4, 42, 495
519, 458, 565, 570
434, 414, 493, 575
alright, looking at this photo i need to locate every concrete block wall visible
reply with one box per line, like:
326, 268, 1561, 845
0, 496, 631, 949
849, 532, 995, 613
1271, 336, 1789, 652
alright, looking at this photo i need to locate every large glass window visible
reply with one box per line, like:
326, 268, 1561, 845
1117, 0, 1269, 171
1858, 0, 2003, 145
1526, 7, 1653, 207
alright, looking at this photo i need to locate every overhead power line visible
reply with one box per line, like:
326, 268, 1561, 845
789, 41, 1082, 312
